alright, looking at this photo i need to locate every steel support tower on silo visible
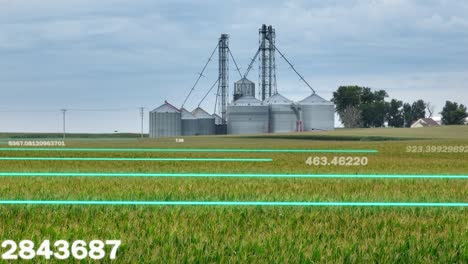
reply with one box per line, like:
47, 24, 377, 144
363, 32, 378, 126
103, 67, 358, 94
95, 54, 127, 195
268, 25, 277, 96
218, 34, 229, 124
259, 24, 277, 101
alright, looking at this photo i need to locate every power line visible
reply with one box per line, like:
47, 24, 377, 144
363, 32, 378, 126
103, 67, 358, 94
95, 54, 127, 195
67, 108, 134, 112
214, 82, 221, 115
60, 109, 67, 140
198, 78, 220, 108
0, 108, 138, 113
264, 34, 316, 94
0, 110, 58, 113
228, 47, 243, 79
181, 42, 220, 109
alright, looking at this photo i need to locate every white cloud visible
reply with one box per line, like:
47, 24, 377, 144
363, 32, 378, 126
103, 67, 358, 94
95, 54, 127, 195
0, 0, 467, 132
417, 13, 468, 33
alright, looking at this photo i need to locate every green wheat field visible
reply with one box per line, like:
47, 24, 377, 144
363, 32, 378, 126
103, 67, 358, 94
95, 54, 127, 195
0, 126, 467, 263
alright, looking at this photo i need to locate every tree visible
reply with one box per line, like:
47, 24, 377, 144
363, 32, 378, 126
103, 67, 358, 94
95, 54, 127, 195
402, 100, 426, 127
341, 105, 361, 128
386, 99, 404, 127
332, 86, 388, 128
360, 87, 374, 104
425, 102, 435, 118
411, 100, 426, 121
403, 103, 412, 127
440, 101, 468, 125
332, 86, 362, 127
360, 89, 388, 128
361, 101, 387, 127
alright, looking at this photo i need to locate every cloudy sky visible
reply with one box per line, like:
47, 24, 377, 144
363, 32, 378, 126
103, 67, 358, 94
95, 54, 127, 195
1, 0, 467, 133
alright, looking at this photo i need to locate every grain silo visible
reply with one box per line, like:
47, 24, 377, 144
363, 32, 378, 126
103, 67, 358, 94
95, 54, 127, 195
299, 94, 335, 131
180, 108, 199, 136
149, 101, 182, 138
212, 114, 223, 125
233, 78, 255, 101
192, 107, 215, 135
149, 25, 336, 138
264, 93, 297, 133
212, 113, 227, 135
227, 95, 269, 135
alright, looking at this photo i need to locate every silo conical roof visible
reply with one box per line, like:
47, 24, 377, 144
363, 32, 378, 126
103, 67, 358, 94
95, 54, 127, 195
235, 77, 254, 84
299, 93, 333, 105
150, 101, 180, 113
212, 114, 223, 121
232, 95, 263, 106
180, 108, 197, 119
192, 107, 214, 119
264, 93, 292, 104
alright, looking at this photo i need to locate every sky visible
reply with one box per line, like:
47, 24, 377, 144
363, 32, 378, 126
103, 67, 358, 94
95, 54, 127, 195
0, 0, 467, 133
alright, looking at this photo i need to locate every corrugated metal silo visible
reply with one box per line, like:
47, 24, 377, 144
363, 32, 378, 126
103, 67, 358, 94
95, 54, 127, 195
180, 108, 199, 136
213, 114, 227, 134
299, 94, 335, 131
192, 107, 215, 135
264, 93, 297, 133
149, 101, 182, 138
149, 111, 155, 138
233, 78, 255, 101
212, 114, 223, 125
227, 96, 269, 134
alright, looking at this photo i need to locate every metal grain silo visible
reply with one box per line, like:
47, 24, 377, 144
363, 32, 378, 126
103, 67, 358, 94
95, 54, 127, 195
149, 101, 182, 138
227, 96, 269, 134
233, 78, 255, 101
264, 93, 297, 133
192, 107, 215, 135
212, 114, 223, 125
180, 108, 199, 136
299, 94, 335, 131
213, 114, 227, 134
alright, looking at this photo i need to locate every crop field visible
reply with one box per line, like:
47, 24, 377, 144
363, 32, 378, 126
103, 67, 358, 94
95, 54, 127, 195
0, 126, 467, 262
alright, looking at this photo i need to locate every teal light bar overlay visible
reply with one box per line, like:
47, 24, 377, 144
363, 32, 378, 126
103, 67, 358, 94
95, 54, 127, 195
0, 172, 466, 179
0, 200, 465, 207
0, 157, 272, 162
0, 147, 378, 153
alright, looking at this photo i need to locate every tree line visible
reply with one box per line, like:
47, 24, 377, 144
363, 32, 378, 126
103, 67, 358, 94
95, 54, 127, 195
331, 86, 468, 128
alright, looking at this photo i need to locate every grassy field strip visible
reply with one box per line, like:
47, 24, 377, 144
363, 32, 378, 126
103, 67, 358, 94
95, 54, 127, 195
0, 157, 273, 162
0, 200, 466, 206
0, 138, 138, 141
0, 147, 379, 153
0, 172, 467, 179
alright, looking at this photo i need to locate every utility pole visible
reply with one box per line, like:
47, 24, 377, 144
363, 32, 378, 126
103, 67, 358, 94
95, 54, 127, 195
139, 107, 144, 138
60, 109, 67, 140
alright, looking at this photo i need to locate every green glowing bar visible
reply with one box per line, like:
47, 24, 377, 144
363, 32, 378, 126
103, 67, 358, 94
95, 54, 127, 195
0, 200, 465, 207
0, 157, 272, 162
0, 147, 378, 153
0, 172, 466, 179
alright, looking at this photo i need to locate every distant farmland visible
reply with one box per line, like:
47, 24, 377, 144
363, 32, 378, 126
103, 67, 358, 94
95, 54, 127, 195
0, 126, 466, 262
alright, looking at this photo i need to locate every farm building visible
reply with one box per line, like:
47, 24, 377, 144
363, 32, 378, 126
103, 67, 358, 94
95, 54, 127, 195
411, 118, 440, 128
